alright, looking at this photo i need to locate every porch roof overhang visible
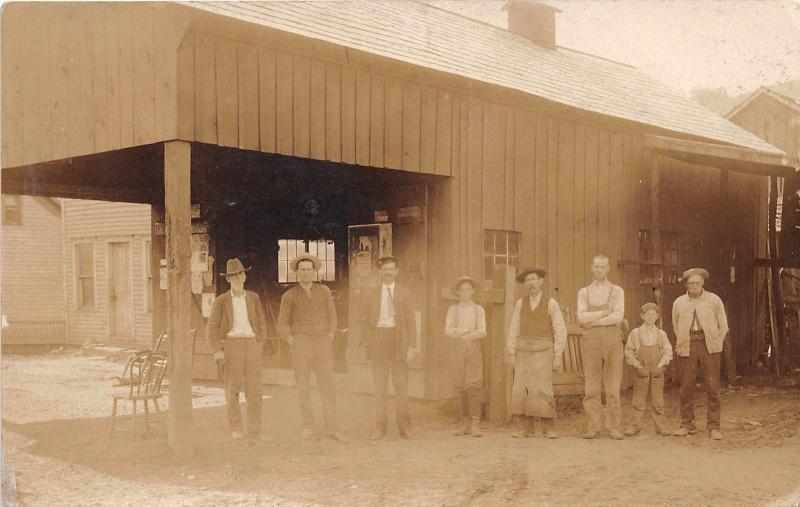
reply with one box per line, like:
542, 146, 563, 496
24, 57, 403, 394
643, 135, 798, 177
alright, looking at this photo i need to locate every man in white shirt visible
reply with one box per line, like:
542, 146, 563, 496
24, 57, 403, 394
577, 254, 625, 440
206, 258, 269, 441
506, 267, 567, 438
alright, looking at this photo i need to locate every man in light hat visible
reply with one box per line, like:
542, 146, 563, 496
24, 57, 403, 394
577, 254, 626, 440
206, 258, 269, 441
671, 267, 729, 440
277, 253, 346, 442
361, 256, 420, 440
506, 267, 567, 439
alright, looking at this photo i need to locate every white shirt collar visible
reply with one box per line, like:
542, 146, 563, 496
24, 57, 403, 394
382, 282, 396, 290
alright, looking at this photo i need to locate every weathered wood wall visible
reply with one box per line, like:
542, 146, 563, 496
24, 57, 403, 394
1, 3, 189, 168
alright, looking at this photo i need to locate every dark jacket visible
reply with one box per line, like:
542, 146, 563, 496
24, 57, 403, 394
276, 283, 337, 340
361, 284, 418, 360
206, 290, 269, 351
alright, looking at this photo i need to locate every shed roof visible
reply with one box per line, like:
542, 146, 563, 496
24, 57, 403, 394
185, 0, 783, 156
726, 81, 800, 119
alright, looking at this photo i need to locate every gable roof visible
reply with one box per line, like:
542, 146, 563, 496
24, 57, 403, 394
726, 82, 800, 119
184, 0, 783, 157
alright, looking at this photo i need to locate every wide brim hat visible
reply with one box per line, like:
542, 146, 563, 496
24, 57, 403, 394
681, 267, 709, 281
640, 302, 660, 314
290, 253, 321, 272
220, 257, 251, 276
451, 275, 478, 294
516, 267, 546, 284
377, 256, 399, 268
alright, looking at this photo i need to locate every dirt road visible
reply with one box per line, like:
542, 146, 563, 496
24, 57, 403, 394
3, 353, 799, 506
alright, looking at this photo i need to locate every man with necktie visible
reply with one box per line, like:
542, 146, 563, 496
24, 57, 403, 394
362, 256, 420, 440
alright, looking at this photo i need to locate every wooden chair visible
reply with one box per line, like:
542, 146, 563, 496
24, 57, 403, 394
110, 351, 168, 437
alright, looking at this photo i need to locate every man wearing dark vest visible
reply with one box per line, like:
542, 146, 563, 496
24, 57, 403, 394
361, 256, 420, 440
206, 258, 269, 441
577, 254, 625, 440
506, 267, 567, 438
277, 253, 346, 442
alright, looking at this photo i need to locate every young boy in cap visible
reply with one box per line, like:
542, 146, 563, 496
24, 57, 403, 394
623, 302, 673, 436
445, 276, 487, 437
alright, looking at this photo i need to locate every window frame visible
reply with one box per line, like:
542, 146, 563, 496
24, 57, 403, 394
74, 241, 97, 309
277, 238, 336, 283
483, 229, 521, 282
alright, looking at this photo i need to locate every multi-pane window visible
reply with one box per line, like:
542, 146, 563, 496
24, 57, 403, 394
75, 243, 96, 308
638, 230, 680, 285
2, 195, 21, 225
144, 240, 152, 313
277, 239, 336, 283
483, 230, 520, 281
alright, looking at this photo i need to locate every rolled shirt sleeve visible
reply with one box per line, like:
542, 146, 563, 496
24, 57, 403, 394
444, 305, 459, 338
577, 287, 603, 324
548, 298, 568, 358
276, 289, 294, 342
464, 305, 487, 340
657, 330, 674, 367
592, 285, 624, 327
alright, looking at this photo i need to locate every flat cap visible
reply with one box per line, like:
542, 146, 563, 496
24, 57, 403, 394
681, 267, 709, 281
640, 302, 660, 314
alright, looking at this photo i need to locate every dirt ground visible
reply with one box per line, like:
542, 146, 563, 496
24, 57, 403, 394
2, 352, 800, 506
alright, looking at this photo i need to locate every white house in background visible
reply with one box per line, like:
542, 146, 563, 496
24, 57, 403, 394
1, 195, 65, 349
62, 199, 153, 346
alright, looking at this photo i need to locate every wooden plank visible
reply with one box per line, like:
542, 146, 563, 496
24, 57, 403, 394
420, 85, 437, 174
90, 7, 111, 154
504, 107, 515, 231
584, 126, 600, 260
467, 97, 484, 278
459, 95, 469, 273
546, 116, 559, 293
534, 113, 548, 268
237, 43, 259, 150
514, 110, 535, 264
46, 6, 72, 159
215, 38, 238, 148
449, 94, 462, 274
402, 81, 422, 172
384, 77, 404, 170
557, 120, 575, 302
2, 5, 24, 166
292, 55, 310, 158
325, 63, 342, 162
132, 7, 156, 145
258, 47, 277, 153
153, 3, 180, 146
482, 102, 505, 230
163, 140, 194, 459
597, 129, 611, 257
609, 132, 625, 270
369, 74, 384, 168
102, 8, 121, 152
340, 66, 356, 164
308, 58, 325, 160
117, 5, 135, 148
176, 31, 195, 141
194, 32, 217, 145
434, 90, 452, 176
355, 70, 371, 166
573, 122, 586, 305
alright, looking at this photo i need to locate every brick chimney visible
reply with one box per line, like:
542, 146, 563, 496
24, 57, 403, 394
502, 0, 560, 49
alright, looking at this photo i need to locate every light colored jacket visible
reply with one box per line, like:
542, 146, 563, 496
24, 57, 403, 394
671, 290, 729, 357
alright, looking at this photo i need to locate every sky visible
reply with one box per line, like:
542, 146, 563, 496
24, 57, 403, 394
431, 0, 800, 97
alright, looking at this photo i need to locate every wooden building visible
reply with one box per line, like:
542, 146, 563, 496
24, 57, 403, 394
725, 83, 800, 371
2, 1, 795, 452
1, 195, 65, 350
62, 199, 153, 346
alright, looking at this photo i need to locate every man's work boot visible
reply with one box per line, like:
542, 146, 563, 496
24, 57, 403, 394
673, 427, 692, 437
470, 416, 483, 438
453, 417, 471, 436
609, 429, 624, 440
709, 429, 723, 440
582, 430, 598, 439
623, 427, 640, 437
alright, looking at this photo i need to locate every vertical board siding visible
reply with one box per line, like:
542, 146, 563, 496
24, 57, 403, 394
308, 58, 326, 160
237, 43, 260, 151
258, 47, 277, 153
340, 67, 357, 164
482, 102, 506, 231
215, 38, 239, 148
325, 63, 342, 162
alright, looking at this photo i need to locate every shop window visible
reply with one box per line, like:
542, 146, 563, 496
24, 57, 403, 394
638, 230, 680, 285
2, 195, 21, 225
277, 239, 336, 283
483, 230, 520, 281
75, 242, 96, 308
144, 240, 152, 313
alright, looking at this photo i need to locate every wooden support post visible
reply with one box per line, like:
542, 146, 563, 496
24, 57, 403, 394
164, 140, 194, 458
649, 152, 662, 313
151, 203, 166, 344
489, 264, 517, 423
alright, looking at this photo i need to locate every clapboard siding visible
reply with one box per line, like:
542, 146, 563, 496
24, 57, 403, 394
1, 3, 188, 168
1, 196, 65, 343
63, 199, 152, 344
